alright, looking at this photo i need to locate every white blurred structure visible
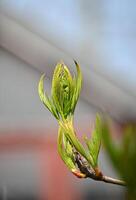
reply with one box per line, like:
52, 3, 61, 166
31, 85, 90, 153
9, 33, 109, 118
0, 0, 136, 122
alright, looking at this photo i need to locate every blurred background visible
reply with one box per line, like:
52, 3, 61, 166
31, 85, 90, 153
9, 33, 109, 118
0, 0, 136, 199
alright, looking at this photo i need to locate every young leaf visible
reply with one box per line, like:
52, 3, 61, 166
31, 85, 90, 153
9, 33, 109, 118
58, 126, 86, 178
38, 74, 51, 110
84, 114, 102, 167
51, 62, 73, 119
120, 125, 136, 188
38, 74, 59, 119
59, 120, 94, 167
58, 126, 76, 170
71, 61, 82, 114
102, 119, 121, 171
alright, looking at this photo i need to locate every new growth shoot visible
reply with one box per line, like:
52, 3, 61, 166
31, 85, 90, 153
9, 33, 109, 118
38, 61, 126, 186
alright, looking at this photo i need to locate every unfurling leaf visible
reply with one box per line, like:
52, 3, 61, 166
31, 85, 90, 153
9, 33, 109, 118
84, 114, 102, 167
51, 62, 73, 119
38, 74, 59, 119
58, 126, 86, 178
71, 61, 82, 114
59, 120, 94, 167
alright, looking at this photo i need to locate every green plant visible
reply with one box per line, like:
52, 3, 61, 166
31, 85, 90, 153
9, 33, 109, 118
38, 61, 125, 186
102, 121, 136, 199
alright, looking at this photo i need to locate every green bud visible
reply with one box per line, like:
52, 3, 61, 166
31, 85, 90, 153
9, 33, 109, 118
38, 61, 82, 120
51, 62, 73, 119
51, 61, 82, 120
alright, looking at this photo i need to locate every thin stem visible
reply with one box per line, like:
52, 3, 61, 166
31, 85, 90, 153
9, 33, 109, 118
101, 175, 126, 186
86, 172, 126, 186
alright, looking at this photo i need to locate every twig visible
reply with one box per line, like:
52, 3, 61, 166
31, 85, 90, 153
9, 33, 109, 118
74, 151, 126, 186
101, 175, 126, 186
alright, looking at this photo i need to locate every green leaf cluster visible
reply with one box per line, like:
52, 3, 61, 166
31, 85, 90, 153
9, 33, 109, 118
38, 61, 102, 177
38, 61, 82, 121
